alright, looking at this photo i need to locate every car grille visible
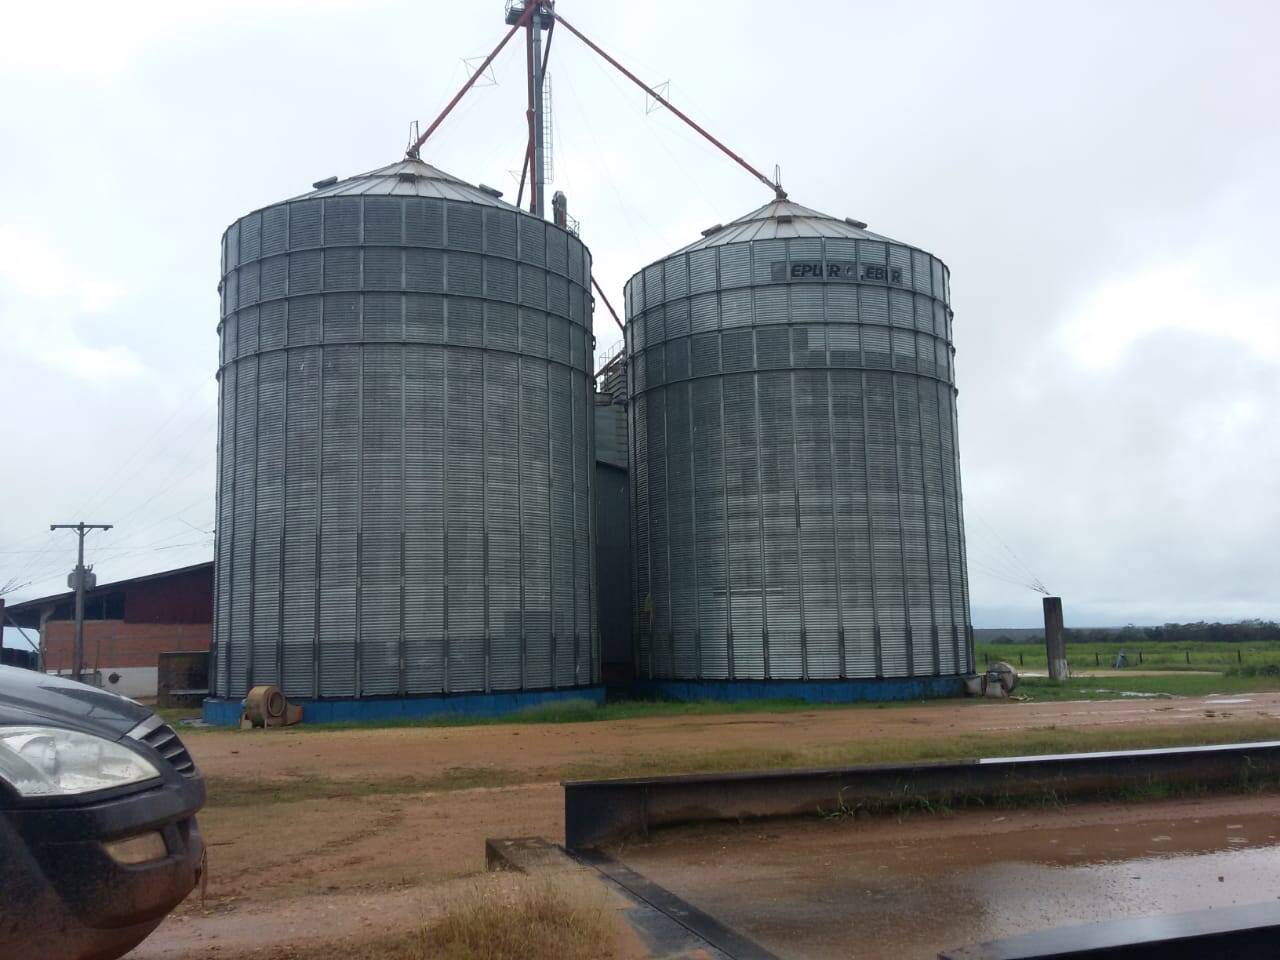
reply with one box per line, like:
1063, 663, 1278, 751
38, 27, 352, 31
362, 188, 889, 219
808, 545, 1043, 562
127, 716, 198, 778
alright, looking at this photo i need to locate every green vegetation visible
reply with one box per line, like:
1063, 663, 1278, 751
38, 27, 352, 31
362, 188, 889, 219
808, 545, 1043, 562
203, 718, 1280, 809
418, 877, 619, 960
155, 706, 203, 725
183, 666, 1280, 736
1017, 673, 1280, 700
222, 876, 624, 960
819, 765, 1279, 823
204, 766, 530, 807
977, 637, 1280, 673
986, 620, 1280, 648
284, 695, 878, 732
1227, 663, 1280, 678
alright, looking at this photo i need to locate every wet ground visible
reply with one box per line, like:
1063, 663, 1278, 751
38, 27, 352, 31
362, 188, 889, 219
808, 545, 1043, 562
127, 694, 1280, 957
619, 794, 1280, 960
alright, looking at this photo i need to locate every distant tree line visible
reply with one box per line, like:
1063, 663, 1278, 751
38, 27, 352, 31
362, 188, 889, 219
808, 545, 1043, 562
1066, 621, 1280, 645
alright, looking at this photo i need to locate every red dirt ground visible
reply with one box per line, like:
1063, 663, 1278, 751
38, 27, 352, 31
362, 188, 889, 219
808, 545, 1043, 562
125, 691, 1280, 958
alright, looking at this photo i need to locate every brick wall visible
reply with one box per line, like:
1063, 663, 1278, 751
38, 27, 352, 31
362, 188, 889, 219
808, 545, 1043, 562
43, 621, 211, 672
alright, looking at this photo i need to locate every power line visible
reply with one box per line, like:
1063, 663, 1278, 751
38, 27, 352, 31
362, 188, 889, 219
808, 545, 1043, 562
2, 383, 215, 587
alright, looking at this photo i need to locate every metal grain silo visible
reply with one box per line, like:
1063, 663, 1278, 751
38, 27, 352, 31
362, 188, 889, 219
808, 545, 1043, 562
626, 200, 972, 698
207, 159, 598, 721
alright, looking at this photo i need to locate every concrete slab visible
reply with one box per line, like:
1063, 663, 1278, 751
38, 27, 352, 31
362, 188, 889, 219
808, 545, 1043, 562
564, 740, 1280, 848
486, 837, 748, 959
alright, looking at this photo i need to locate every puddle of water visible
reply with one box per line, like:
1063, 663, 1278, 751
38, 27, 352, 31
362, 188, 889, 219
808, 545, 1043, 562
623, 806, 1280, 960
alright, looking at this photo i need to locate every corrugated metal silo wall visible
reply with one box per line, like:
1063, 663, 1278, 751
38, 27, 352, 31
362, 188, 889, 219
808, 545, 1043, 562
212, 196, 597, 699
593, 460, 632, 685
625, 237, 972, 681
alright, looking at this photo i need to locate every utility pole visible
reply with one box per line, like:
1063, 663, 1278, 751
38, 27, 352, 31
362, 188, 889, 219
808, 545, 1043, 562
50, 522, 112, 683
1044, 596, 1068, 681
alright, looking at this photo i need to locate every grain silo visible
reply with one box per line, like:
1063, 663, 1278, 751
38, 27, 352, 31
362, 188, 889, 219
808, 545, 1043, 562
205, 158, 599, 722
626, 200, 972, 699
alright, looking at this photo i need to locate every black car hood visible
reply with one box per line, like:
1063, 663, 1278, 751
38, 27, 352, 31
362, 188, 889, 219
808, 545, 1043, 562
0, 666, 151, 739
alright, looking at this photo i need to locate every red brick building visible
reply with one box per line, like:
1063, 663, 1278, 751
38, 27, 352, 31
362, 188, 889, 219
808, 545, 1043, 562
7, 562, 212, 699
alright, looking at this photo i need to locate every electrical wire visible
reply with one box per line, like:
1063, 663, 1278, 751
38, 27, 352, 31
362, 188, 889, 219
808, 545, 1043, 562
3, 383, 215, 588
578, 51, 721, 221
557, 65, 678, 253
970, 512, 1049, 594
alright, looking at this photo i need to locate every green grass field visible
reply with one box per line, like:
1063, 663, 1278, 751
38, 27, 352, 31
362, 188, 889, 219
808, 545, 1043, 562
1017, 674, 1280, 700
977, 639, 1280, 673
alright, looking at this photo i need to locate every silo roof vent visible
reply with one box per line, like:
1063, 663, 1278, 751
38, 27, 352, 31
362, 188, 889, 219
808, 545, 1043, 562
844, 217, 868, 229
397, 171, 418, 183
700, 223, 724, 237
311, 176, 338, 189
477, 183, 504, 198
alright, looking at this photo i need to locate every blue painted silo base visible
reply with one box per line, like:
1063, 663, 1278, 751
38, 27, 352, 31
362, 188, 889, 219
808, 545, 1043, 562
629, 676, 967, 704
201, 685, 606, 726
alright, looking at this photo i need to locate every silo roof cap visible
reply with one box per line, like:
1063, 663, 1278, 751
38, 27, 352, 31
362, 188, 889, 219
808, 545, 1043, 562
673, 199, 894, 253
292, 157, 521, 209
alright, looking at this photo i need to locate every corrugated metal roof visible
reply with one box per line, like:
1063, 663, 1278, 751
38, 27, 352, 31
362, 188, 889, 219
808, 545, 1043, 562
6, 561, 214, 625
671, 199, 895, 253
291, 157, 518, 209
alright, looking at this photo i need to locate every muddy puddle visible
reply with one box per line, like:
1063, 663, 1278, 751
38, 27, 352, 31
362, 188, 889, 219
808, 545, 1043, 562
620, 798, 1280, 960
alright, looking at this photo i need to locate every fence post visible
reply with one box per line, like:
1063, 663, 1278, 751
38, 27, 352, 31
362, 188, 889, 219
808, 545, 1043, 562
1019, 653, 1024, 667
1095, 652, 1100, 667
1139, 650, 1143, 665
1186, 650, 1190, 665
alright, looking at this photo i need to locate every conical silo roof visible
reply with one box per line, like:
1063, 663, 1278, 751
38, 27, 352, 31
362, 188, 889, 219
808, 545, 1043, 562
672, 199, 895, 253
292, 157, 518, 209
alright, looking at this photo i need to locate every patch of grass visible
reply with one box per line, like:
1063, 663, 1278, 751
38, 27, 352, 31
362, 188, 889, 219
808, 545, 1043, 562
818, 763, 1280, 825
281, 695, 876, 733
1017, 674, 1280, 700
978, 638, 1280, 673
417, 876, 619, 960
558, 719, 1280, 784
154, 705, 204, 725
204, 766, 527, 807
1227, 663, 1280, 678
208, 876, 624, 960
203, 719, 1280, 808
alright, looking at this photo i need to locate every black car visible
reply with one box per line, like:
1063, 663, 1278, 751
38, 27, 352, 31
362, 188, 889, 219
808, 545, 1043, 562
0, 666, 205, 960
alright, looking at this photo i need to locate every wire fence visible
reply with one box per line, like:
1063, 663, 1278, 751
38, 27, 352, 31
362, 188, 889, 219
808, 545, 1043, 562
977, 641, 1280, 673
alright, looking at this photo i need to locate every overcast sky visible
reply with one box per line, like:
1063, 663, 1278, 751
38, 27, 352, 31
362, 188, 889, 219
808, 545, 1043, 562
1, 0, 1276, 647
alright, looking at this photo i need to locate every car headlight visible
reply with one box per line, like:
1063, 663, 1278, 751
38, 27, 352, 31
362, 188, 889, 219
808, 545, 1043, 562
0, 726, 160, 798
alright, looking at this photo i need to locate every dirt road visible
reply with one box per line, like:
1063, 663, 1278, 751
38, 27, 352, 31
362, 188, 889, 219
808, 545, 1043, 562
187, 690, 1280, 786
126, 691, 1280, 958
